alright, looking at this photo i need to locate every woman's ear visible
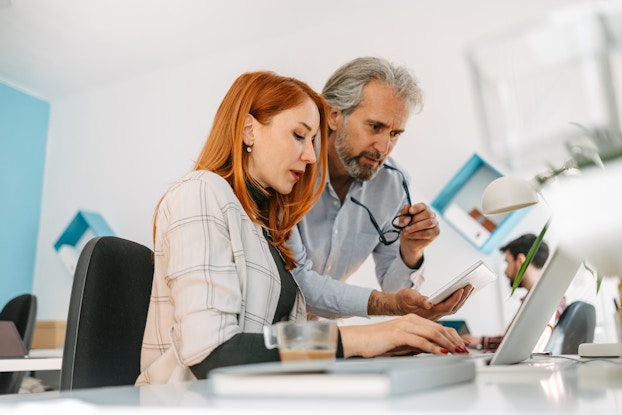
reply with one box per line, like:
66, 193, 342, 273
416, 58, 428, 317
243, 114, 254, 147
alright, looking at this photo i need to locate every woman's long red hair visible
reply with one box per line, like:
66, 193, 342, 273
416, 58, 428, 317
155, 71, 328, 270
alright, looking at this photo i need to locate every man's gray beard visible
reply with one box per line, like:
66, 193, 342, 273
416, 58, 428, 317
334, 125, 382, 182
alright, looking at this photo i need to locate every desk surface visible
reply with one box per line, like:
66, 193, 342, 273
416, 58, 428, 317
1, 356, 621, 414
0, 349, 62, 372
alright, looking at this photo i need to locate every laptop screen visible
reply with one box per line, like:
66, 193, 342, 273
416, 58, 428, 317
440, 320, 471, 336
489, 246, 582, 365
0, 320, 28, 358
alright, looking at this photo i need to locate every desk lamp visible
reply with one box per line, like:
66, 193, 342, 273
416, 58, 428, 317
481, 160, 579, 215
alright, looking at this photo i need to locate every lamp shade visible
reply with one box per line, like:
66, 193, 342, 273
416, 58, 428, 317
481, 176, 539, 215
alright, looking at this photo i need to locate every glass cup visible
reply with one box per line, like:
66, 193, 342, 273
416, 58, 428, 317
263, 320, 338, 362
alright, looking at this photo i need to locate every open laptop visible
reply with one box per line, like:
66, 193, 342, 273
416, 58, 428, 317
485, 246, 583, 365
0, 320, 28, 358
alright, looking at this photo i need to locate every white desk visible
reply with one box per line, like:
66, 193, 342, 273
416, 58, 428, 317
0, 349, 62, 372
0, 356, 621, 414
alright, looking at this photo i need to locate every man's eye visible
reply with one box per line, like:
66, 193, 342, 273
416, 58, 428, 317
370, 124, 382, 131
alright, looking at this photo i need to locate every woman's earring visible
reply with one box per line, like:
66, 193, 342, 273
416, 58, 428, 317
246, 146, 252, 153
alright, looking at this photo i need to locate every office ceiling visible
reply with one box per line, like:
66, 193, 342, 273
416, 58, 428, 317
0, 0, 341, 99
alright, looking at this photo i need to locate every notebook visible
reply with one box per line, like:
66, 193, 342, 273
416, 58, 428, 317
428, 260, 497, 304
208, 355, 476, 398
0, 321, 28, 358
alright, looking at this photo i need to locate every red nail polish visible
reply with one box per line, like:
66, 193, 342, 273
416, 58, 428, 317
440, 348, 449, 354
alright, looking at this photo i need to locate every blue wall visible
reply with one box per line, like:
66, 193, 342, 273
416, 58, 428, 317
0, 83, 49, 309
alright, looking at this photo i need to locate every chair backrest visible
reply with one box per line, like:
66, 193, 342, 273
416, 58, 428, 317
0, 294, 37, 394
60, 236, 154, 391
545, 300, 596, 355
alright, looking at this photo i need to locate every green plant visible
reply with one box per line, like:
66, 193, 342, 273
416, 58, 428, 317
510, 220, 549, 295
583, 261, 604, 294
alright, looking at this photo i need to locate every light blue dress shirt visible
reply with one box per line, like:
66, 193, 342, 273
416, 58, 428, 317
289, 157, 425, 319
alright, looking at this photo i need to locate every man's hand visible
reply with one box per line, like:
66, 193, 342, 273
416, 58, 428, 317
397, 203, 440, 268
368, 285, 474, 320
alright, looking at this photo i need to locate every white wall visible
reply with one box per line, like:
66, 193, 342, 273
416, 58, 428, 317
33, 0, 592, 338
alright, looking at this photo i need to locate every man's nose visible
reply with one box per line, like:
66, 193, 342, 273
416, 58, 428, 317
373, 132, 392, 155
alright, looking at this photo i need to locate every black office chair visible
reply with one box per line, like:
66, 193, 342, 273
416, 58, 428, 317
60, 236, 154, 390
546, 301, 596, 355
0, 293, 38, 394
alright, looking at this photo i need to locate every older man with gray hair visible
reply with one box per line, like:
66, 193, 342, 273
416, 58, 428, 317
288, 57, 473, 320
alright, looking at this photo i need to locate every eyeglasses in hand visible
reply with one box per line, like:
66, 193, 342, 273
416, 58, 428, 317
350, 164, 413, 246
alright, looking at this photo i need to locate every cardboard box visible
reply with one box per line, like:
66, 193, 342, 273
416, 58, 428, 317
31, 320, 66, 349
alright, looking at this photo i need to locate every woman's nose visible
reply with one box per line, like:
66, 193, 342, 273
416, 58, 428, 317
301, 140, 317, 163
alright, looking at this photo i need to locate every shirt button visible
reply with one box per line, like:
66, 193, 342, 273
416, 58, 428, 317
334, 229, 338, 235
327, 265, 332, 271
333, 200, 339, 206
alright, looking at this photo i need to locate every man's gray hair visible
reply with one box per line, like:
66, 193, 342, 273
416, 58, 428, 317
322, 56, 423, 116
